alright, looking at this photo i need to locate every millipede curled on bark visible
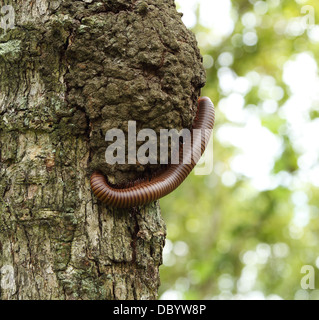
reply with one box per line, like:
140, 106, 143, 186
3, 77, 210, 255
90, 97, 215, 208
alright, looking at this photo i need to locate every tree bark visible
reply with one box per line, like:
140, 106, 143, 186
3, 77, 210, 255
0, 0, 205, 300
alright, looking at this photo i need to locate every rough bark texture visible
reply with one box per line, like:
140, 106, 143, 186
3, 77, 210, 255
0, 0, 205, 300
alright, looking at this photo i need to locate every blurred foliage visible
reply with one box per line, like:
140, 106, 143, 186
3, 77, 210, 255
159, 0, 319, 300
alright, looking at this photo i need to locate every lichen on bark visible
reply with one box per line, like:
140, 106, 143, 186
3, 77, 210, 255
0, 0, 205, 300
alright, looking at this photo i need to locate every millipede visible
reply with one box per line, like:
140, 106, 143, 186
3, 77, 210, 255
90, 96, 215, 208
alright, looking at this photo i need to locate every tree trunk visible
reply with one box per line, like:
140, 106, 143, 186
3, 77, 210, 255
0, 0, 205, 300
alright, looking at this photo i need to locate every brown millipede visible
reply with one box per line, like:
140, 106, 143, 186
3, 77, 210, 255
90, 97, 215, 208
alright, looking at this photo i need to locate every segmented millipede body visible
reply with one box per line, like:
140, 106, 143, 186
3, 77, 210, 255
90, 97, 215, 208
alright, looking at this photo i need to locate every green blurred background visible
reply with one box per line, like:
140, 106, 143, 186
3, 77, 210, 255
159, 0, 319, 300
